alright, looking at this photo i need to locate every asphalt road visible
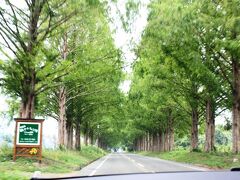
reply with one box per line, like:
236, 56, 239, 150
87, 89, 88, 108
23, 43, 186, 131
78, 153, 209, 176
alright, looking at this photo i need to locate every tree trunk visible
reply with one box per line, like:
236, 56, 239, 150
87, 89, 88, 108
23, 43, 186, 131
58, 86, 67, 148
138, 138, 141, 151
156, 133, 160, 151
137, 139, 139, 151
84, 125, 89, 146
20, 94, 35, 118
232, 57, 240, 153
58, 33, 68, 148
84, 135, 88, 146
147, 133, 150, 151
134, 139, 136, 151
153, 133, 158, 151
168, 110, 174, 151
138, 138, 140, 151
204, 98, 215, 152
159, 130, 164, 151
164, 130, 169, 152
149, 134, 153, 151
151, 134, 154, 151
89, 130, 94, 145
169, 125, 174, 151
138, 137, 140, 151
98, 138, 102, 148
191, 107, 199, 150
66, 120, 73, 149
19, 73, 36, 119
142, 135, 144, 151
135, 139, 138, 151
158, 130, 162, 151
75, 121, 81, 150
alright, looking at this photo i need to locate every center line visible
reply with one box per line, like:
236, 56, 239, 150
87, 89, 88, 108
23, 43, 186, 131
122, 154, 155, 173
137, 163, 144, 167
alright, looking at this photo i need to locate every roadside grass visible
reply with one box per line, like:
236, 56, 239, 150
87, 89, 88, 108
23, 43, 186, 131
0, 145, 106, 180
138, 149, 240, 169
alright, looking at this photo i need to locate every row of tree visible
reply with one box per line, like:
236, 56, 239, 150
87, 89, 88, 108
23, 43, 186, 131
126, 0, 240, 153
1, 0, 239, 153
0, 0, 124, 150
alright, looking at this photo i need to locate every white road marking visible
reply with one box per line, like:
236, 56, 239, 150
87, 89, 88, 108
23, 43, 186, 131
137, 163, 144, 167
122, 153, 155, 173
175, 163, 207, 171
89, 155, 109, 176
134, 154, 208, 171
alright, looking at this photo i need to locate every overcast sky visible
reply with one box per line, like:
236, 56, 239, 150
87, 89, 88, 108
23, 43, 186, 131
108, 0, 150, 94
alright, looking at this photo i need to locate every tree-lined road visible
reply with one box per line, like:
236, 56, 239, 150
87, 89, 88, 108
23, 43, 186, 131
78, 153, 209, 176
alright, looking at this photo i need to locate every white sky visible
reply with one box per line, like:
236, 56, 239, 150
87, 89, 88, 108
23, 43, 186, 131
108, 0, 150, 94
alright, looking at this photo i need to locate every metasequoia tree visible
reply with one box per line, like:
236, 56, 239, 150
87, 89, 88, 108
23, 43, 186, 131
37, 0, 123, 148
126, 0, 234, 153
0, 0, 75, 118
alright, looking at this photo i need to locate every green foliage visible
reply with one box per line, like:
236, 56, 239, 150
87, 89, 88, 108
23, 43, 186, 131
81, 145, 106, 155
124, 0, 239, 151
0, 172, 29, 180
175, 136, 190, 149
215, 127, 232, 146
35, 0, 124, 148
0, 143, 12, 162
174, 125, 232, 152
0, 0, 76, 105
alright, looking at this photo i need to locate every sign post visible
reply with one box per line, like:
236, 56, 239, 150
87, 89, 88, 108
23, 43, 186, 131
13, 118, 44, 163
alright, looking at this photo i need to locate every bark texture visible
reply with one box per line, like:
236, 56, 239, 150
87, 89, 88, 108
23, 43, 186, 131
19, 91, 35, 118
66, 120, 73, 149
75, 121, 81, 150
58, 87, 67, 147
134, 124, 174, 152
191, 107, 199, 150
232, 57, 240, 153
204, 98, 215, 152
58, 33, 68, 148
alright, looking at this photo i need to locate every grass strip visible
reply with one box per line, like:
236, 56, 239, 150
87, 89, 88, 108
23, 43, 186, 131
0, 145, 106, 180
138, 150, 240, 169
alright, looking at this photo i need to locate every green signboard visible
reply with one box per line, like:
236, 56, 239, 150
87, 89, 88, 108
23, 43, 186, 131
17, 122, 41, 145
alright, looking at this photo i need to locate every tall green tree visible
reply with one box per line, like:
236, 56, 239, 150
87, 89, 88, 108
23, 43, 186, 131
197, 0, 240, 153
37, 0, 123, 149
0, 0, 75, 118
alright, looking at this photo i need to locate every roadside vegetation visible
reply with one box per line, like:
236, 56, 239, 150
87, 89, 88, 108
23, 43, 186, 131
136, 125, 239, 170
0, 0, 240, 178
0, 0, 124, 151
124, 0, 240, 155
139, 150, 240, 170
0, 145, 105, 180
